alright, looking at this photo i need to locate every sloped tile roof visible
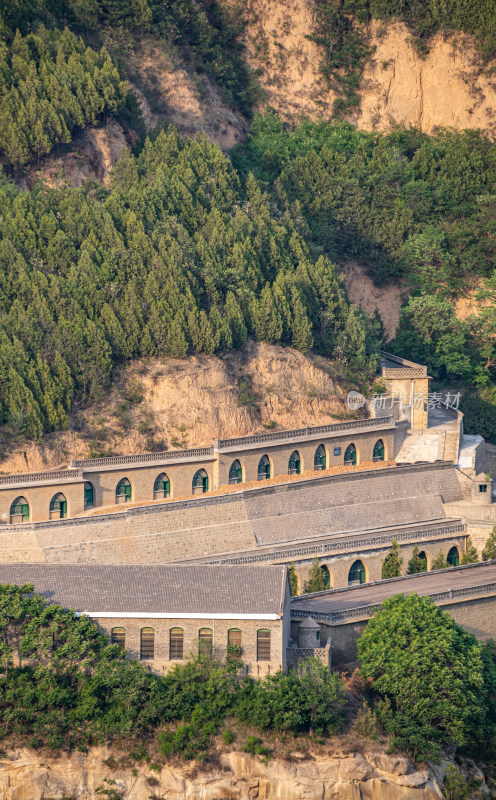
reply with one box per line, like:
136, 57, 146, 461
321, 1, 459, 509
0, 563, 287, 618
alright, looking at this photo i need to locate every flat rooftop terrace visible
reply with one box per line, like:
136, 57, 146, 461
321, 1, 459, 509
291, 561, 496, 617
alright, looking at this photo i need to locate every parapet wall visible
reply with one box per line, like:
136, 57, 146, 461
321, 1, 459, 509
0, 463, 463, 568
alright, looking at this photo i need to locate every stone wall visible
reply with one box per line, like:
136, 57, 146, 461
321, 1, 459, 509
0, 464, 463, 569
0, 421, 394, 524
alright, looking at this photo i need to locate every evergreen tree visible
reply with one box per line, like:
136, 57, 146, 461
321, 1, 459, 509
432, 550, 448, 571
303, 557, 325, 594
461, 537, 479, 565
288, 563, 299, 596
482, 527, 496, 561
406, 545, 426, 575
381, 539, 403, 579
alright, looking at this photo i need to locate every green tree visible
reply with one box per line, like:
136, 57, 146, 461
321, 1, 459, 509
461, 537, 479, 565
288, 563, 299, 596
432, 550, 448, 570
381, 539, 403, 579
482, 526, 496, 561
357, 593, 485, 760
303, 557, 325, 594
406, 545, 426, 575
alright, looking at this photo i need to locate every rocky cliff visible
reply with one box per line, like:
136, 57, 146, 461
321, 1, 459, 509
0, 746, 449, 800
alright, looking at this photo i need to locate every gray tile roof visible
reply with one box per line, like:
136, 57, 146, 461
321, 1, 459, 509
0, 563, 287, 618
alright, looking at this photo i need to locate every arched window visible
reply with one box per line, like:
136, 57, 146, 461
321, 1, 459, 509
116, 478, 132, 503
228, 628, 242, 652
257, 455, 271, 480
344, 443, 357, 466
288, 450, 301, 475
257, 629, 271, 661
192, 469, 208, 494
140, 628, 155, 660
373, 439, 385, 462
9, 497, 29, 524
153, 473, 170, 499
348, 560, 366, 585
170, 628, 184, 660
84, 481, 94, 508
321, 564, 331, 590
418, 551, 428, 572
111, 627, 125, 648
49, 492, 67, 519
447, 546, 460, 567
314, 444, 326, 471
229, 460, 243, 485
199, 628, 213, 656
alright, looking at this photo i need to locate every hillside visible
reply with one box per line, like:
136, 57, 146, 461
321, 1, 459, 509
0, 341, 353, 473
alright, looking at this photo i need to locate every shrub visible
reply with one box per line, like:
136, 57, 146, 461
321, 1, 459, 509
357, 593, 485, 760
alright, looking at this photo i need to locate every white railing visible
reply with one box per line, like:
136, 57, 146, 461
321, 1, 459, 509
74, 446, 214, 469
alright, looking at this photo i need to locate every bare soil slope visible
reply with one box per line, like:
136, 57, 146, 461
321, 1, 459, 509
0, 341, 352, 474
241, 1, 496, 135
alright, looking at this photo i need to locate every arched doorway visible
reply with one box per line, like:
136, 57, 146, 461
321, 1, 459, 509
84, 481, 95, 508
418, 550, 428, 572
116, 478, 132, 503
229, 460, 243, 485
373, 439, 385, 461
192, 469, 209, 494
348, 560, 366, 585
344, 443, 357, 466
49, 492, 67, 519
314, 444, 326, 470
321, 564, 331, 590
154, 473, 170, 499
447, 546, 460, 567
257, 455, 271, 480
9, 497, 29, 524
288, 450, 301, 475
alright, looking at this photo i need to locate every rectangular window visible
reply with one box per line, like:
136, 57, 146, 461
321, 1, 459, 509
170, 628, 184, 659
333, 447, 341, 456
111, 628, 125, 648
140, 629, 155, 659
257, 629, 271, 661
228, 629, 242, 650
199, 628, 213, 656
480, 484, 488, 493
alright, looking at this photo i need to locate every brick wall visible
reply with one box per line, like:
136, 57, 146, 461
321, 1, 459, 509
94, 615, 286, 677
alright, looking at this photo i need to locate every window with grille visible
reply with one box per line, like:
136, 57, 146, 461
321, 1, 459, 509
373, 439, 385, 462
116, 479, 132, 501
50, 493, 67, 518
10, 497, 29, 522
228, 628, 242, 651
111, 628, 125, 648
170, 628, 184, 659
257, 629, 271, 661
344, 444, 357, 465
348, 560, 366, 584
154, 474, 170, 497
192, 470, 208, 492
258, 455, 270, 480
198, 628, 213, 656
314, 444, 326, 470
288, 450, 301, 474
229, 460, 242, 485
140, 628, 155, 659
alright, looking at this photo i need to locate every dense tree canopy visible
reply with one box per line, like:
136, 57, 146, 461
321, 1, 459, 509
358, 593, 485, 760
0, 25, 126, 168
0, 128, 376, 439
